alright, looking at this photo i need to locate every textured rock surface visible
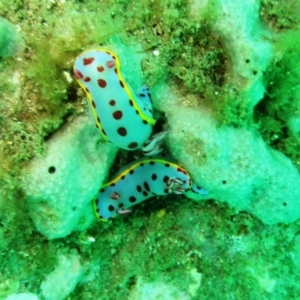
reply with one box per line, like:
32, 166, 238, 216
5, 294, 39, 300
211, 0, 272, 109
151, 0, 300, 224
40, 251, 83, 300
23, 115, 118, 239
157, 89, 300, 224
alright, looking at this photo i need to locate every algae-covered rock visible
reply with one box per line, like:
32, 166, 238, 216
5, 293, 39, 300
147, 0, 300, 225
159, 92, 300, 224
211, 0, 272, 110
40, 250, 83, 300
22, 115, 118, 239
0, 17, 24, 58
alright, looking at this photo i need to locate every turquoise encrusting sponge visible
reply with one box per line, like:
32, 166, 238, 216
95, 156, 208, 220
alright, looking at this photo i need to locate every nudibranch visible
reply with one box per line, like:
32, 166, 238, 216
94, 157, 208, 221
73, 48, 166, 155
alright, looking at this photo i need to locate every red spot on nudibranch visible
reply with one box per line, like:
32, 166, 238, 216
92, 101, 96, 108
120, 80, 124, 88
117, 127, 127, 136
113, 110, 123, 120
97, 66, 104, 72
98, 79, 107, 88
109, 100, 116, 106
106, 60, 115, 68
83, 57, 95, 65
74, 70, 83, 79
84, 77, 91, 82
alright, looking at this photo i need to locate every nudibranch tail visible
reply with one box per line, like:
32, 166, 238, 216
94, 156, 206, 221
73, 48, 156, 151
190, 183, 209, 195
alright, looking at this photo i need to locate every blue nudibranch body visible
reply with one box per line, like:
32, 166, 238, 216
95, 157, 207, 220
73, 48, 156, 151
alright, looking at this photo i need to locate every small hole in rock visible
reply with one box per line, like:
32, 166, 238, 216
283, 202, 287, 206
48, 166, 56, 174
222, 180, 227, 184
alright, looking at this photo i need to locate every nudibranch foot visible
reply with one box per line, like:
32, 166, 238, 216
142, 130, 169, 156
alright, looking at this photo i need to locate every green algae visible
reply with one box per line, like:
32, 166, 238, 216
254, 30, 300, 170
260, 0, 300, 31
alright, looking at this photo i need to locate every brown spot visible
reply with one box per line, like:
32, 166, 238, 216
113, 111, 123, 120
163, 176, 169, 183
98, 79, 107, 88
74, 70, 83, 79
151, 174, 157, 180
97, 66, 104, 72
83, 57, 94, 65
177, 167, 187, 175
128, 142, 138, 149
117, 127, 127, 136
129, 196, 136, 202
144, 182, 150, 192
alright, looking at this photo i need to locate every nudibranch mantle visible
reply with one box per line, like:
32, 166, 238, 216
94, 157, 207, 221
74, 48, 155, 151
